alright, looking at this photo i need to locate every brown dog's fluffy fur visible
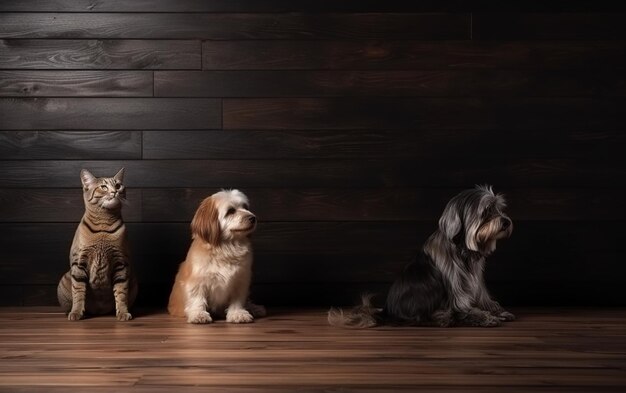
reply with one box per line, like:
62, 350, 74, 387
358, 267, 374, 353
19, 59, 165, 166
168, 190, 265, 324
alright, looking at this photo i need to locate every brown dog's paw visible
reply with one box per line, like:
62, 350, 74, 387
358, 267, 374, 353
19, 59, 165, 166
188, 311, 212, 324
226, 309, 254, 324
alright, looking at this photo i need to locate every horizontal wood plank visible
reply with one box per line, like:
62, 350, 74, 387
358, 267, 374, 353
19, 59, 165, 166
0, 131, 141, 159
0, 71, 152, 97
0, 0, 434, 12
141, 129, 624, 160
0, 40, 200, 69
0, 287, 22, 306
223, 97, 624, 130
0, 222, 622, 286
0, 13, 469, 40
0, 98, 221, 130
139, 188, 626, 222
202, 40, 626, 70
5, 0, 625, 12
0, 188, 142, 222
2, 187, 624, 223
474, 13, 626, 40
0, 159, 623, 188
155, 70, 626, 97
2, 222, 621, 260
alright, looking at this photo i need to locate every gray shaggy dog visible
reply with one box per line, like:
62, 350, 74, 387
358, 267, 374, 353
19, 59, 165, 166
328, 185, 515, 328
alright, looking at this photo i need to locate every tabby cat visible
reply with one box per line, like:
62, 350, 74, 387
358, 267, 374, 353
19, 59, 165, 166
57, 168, 138, 321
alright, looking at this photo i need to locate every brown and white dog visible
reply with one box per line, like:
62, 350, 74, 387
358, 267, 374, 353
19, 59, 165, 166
168, 190, 265, 324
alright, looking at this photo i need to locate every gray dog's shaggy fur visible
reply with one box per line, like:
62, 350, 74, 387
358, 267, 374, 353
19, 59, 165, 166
328, 185, 515, 328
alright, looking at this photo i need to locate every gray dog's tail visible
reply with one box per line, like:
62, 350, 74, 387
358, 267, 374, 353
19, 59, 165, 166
327, 294, 384, 328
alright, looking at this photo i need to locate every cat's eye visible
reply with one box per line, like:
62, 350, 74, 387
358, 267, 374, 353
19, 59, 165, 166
100, 185, 108, 190
226, 207, 236, 216
115, 183, 121, 189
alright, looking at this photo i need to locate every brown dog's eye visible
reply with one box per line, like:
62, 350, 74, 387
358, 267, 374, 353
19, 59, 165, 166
242, 203, 249, 210
226, 207, 236, 216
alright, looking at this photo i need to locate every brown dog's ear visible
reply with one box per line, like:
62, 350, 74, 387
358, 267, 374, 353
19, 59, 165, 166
190, 197, 221, 246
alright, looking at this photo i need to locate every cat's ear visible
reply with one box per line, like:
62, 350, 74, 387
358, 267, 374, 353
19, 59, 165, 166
80, 169, 96, 189
113, 167, 125, 183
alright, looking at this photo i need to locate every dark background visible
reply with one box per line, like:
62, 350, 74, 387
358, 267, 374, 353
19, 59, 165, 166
0, 1, 624, 307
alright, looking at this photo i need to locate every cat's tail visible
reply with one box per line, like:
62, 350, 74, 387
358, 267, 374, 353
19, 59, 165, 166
327, 294, 384, 328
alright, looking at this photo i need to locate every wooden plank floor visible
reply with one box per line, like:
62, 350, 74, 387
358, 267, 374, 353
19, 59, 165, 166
0, 308, 625, 392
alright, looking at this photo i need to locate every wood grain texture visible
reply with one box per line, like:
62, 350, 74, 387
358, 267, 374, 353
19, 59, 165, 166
0, 131, 141, 159
222, 97, 625, 130
202, 40, 626, 70
0, 308, 625, 390
0, 0, 626, 13
142, 129, 623, 159
0, 40, 200, 69
0, 159, 623, 188
0, 98, 221, 129
155, 70, 626, 97
0, 0, 438, 12
139, 188, 626, 222
0, 13, 470, 40
0, 71, 152, 97
474, 13, 626, 40
2, 0, 625, 12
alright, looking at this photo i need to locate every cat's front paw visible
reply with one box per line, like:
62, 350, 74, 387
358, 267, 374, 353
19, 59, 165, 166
226, 308, 254, 324
116, 311, 133, 321
188, 311, 212, 324
68, 311, 84, 321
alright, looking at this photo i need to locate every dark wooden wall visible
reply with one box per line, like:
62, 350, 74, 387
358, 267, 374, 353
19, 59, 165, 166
0, 1, 624, 307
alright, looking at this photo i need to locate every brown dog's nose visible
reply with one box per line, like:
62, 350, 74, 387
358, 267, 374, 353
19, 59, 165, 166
248, 215, 256, 224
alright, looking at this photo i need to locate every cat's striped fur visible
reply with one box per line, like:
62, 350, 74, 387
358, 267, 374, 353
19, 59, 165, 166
57, 168, 138, 321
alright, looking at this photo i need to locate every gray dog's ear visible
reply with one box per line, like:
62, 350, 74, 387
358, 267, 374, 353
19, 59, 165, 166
438, 201, 462, 241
